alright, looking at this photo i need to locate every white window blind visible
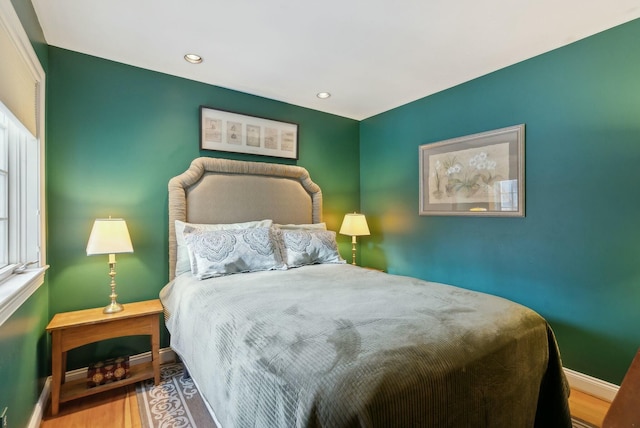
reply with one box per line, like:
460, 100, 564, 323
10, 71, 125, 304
0, 1, 37, 136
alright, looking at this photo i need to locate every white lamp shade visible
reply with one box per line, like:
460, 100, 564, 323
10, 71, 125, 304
339, 213, 370, 237
86, 218, 134, 255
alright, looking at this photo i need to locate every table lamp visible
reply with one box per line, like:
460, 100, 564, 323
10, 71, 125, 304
339, 212, 370, 265
86, 218, 134, 313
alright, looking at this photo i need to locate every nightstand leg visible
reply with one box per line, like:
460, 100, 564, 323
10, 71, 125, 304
152, 314, 160, 385
61, 351, 67, 384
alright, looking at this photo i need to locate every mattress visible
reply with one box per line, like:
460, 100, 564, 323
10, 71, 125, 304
160, 263, 571, 427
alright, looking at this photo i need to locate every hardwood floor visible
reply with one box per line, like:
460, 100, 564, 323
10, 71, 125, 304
569, 389, 611, 427
40, 383, 610, 427
40, 384, 141, 428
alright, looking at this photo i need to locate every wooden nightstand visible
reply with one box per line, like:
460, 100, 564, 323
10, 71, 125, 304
602, 348, 640, 427
46, 299, 163, 416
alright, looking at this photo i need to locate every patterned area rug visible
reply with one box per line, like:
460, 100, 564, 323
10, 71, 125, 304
136, 362, 217, 428
139, 363, 596, 428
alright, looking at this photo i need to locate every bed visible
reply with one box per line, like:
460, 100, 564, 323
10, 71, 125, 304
160, 157, 571, 427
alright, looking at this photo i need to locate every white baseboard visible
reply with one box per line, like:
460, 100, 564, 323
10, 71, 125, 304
27, 376, 50, 428
563, 367, 619, 403
29, 347, 176, 428
28, 353, 616, 426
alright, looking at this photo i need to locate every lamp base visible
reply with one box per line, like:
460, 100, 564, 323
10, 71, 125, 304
351, 236, 358, 265
103, 301, 124, 314
103, 259, 124, 314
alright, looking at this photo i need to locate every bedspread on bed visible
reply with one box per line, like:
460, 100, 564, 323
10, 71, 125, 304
160, 264, 570, 428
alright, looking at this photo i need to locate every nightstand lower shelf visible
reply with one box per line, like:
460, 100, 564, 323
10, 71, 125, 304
60, 361, 155, 404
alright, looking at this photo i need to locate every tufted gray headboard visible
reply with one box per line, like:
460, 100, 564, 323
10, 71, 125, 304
167, 157, 323, 280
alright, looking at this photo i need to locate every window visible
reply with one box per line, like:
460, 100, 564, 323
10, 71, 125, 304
0, 101, 40, 283
0, 0, 46, 327
0, 111, 7, 269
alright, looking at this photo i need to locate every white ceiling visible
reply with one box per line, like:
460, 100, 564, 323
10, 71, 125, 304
31, 0, 640, 120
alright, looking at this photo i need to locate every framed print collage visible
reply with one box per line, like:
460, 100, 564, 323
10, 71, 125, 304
200, 106, 299, 159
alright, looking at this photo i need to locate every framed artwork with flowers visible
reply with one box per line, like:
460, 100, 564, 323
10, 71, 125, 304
419, 124, 525, 217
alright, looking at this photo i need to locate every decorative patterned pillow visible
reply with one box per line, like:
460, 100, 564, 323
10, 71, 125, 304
276, 229, 345, 268
175, 219, 273, 276
274, 222, 327, 230
184, 226, 285, 279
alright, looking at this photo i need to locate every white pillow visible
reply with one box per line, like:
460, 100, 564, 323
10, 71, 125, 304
184, 226, 285, 279
276, 229, 345, 268
274, 222, 327, 230
175, 219, 273, 276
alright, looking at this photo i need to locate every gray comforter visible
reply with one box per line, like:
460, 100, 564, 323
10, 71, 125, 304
160, 264, 571, 428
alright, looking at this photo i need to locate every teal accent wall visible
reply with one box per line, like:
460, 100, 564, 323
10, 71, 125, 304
360, 18, 640, 384
0, 287, 49, 428
46, 47, 360, 370
10, 0, 47, 69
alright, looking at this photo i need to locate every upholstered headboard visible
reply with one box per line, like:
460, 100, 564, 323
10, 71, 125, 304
167, 157, 323, 279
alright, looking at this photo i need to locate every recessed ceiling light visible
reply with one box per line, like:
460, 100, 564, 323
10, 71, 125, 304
317, 92, 331, 99
184, 54, 203, 64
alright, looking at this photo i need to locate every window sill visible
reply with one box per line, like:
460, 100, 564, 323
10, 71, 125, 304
0, 265, 48, 327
